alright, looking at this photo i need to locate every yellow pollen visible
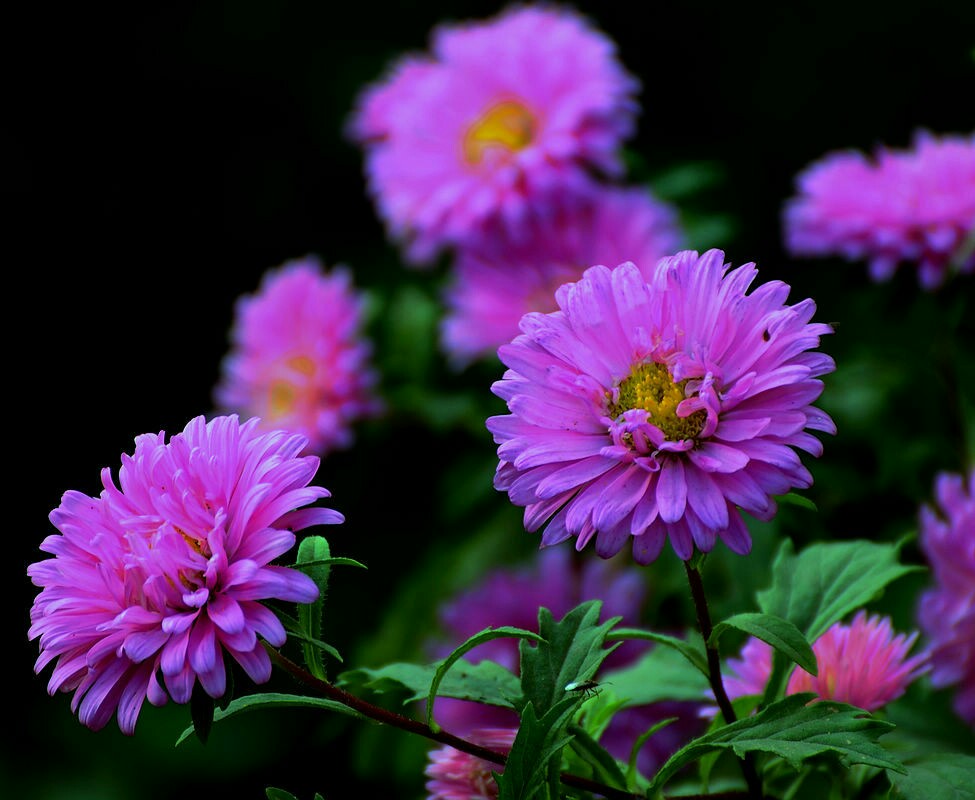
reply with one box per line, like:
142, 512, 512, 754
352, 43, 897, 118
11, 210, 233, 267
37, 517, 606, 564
286, 354, 316, 376
608, 362, 706, 442
463, 100, 535, 165
268, 380, 297, 419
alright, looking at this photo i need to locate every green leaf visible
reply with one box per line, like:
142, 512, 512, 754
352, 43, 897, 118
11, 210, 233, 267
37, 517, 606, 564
279, 623, 344, 665
888, 752, 975, 800
290, 556, 367, 570
265, 789, 299, 800
645, 694, 903, 795
598, 640, 711, 706
519, 600, 622, 716
607, 627, 709, 677
757, 539, 921, 643
176, 692, 366, 746
709, 612, 817, 676
627, 717, 677, 791
776, 492, 818, 512
495, 699, 579, 800
338, 659, 521, 712
296, 535, 331, 681
426, 626, 543, 730
566, 723, 628, 790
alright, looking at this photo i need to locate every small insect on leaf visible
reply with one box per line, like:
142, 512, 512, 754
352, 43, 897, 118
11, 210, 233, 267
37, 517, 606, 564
564, 679, 601, 699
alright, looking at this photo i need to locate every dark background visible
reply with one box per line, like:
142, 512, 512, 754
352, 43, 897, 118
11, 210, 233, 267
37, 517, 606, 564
7, 1, 974, 798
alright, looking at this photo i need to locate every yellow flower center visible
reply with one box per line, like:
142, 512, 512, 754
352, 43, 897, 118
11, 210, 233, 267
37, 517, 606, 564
268, 381, 297, 420
463, 100, 535, 165
608, 362, 706, 442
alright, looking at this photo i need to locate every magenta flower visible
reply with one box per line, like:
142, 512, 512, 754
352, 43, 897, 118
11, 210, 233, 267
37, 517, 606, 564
487, 250, 835, 564
214, 256, 381, 456
783, 130, 975, 289
424, 727, 516, 800
27, 415, 342, 734
441, 186, 682, 367
346, 5, 639, 265
720, 612, 927, 712
428, 546, 703, 775
917, 469, 975, 727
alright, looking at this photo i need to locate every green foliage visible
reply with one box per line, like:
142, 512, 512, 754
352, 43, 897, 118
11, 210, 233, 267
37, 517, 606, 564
176, 693, 366, 747
888, 753, 975, 800
337, 658, 521, 711
598, 638, 711, 706
426, 626, 543, 730
646, 695, 904, 796
607, 627, 709, 677
265, 789, 325, 800
296, 535, 332, 680
709, 612, 817, 676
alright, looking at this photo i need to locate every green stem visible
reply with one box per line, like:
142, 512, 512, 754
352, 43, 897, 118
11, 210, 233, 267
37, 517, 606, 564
684, 559, 765, 800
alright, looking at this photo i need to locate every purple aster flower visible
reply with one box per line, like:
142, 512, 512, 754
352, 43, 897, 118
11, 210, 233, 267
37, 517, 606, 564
783, 130, 975, 289
441, 186, 683, 367
917, 468, 975, 727
424, 727, 516, 800
214, 256, 382, 457
720, 612, 927, 713
487, 250, 835, 564
27, 415, 342, 734
346, 5, 640, 265
428, 546, 703, 775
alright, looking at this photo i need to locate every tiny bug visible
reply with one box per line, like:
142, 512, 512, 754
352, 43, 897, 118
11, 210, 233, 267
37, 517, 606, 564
565, 679, 601, 699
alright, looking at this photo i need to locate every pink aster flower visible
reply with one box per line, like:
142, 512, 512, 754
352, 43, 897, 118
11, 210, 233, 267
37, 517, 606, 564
917, 469, 975, 726
720, 612, 927, 712
214, 256, 381, 456
346, 4, 640, 265
783, 130, 975, 289
27, 415, 342, 734
487, 250, 835, 564
424, 727, 516, 800
441, 186, 683, 367
428, 546, 703, 775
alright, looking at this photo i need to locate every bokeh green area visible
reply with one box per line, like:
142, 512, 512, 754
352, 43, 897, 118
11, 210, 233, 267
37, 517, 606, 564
8, 1, 974, 798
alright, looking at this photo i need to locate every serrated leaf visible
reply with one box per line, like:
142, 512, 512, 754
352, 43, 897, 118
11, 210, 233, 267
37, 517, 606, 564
607, 627, 709, 677
645, 694, 903, 795
297, 536, 331, 680
426, 626, 543, 730
176, 692, 366, 747
495, 699, 579, 800
709, 612, 817, 676
337, 659, 521, 712
888, 752, 975, 800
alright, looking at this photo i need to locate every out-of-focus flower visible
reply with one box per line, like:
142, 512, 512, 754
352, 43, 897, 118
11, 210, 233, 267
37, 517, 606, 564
487, 251, 835, 564
720, 611, 927, 712
917, 469, 975, 727
346, 4, 640, 265
441, 186, 682, 367
428, 546, 702, 775
424, 727, 516, 800
27, 415, 341, 734
783, 130, 975, 289
214, 256, 381, 456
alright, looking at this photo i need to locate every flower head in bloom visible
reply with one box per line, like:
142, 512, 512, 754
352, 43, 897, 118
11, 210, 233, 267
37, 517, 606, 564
214, 256, 381, 456
346, 5, 640, 264
917, 469, 975, 726
783, 130, 975, 289
27, 415, 342, 734
428, 547, 702, 775
441, 186, 682, 366
487, 251, 835, 564
424, 727, 516, 800
721, 612, 927, 712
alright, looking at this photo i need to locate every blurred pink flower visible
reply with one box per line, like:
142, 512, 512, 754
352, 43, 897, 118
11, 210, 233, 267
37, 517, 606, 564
425, 728, 516, 800
917, 468, 975, 727
27, 415, 341, 734
215, 256, 381, 456
783, 130, 975, 288
346, 4, 639, 264
487, 251, 835, 564
721, 611, 927, 712
441, 186, 682, 367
